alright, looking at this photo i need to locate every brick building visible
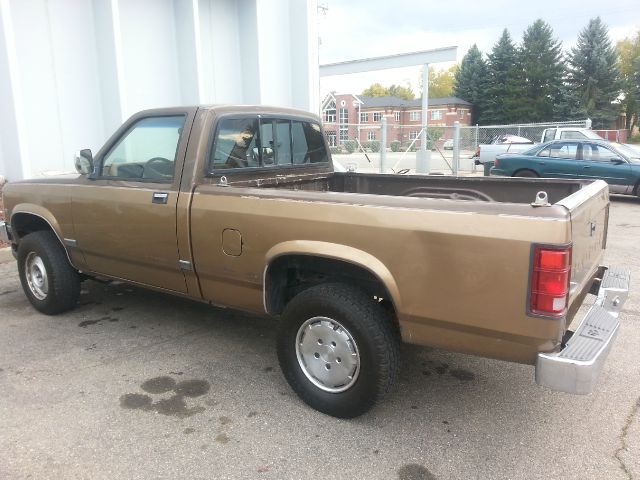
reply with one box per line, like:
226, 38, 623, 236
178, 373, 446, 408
321, 93, 473, 147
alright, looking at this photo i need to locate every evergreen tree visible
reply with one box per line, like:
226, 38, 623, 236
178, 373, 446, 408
484, 30, 521, 124
565, 17, 622, 127
453, 44, 488, 124
518, 19, 564, 122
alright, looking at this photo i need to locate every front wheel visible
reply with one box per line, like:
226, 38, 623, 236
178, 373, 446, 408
17, 231, 81, 315
277, 283, 399, 418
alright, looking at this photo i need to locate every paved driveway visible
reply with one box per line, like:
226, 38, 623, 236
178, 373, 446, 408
0, 197, 638, 480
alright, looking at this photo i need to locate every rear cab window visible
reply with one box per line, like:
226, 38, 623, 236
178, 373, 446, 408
542, 129, 556, 143
559, 131, 588, 140
209, 116, 328, 173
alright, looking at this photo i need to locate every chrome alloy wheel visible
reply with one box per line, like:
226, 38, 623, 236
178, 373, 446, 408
295, 316, 360, 393
25, 252, 49, 300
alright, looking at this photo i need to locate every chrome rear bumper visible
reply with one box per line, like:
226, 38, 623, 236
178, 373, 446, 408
535, 266, 630, 395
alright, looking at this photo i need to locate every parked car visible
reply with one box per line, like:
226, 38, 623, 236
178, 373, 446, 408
0, 106, 630, 418
490, 139, 640, 197
474, 128, 603, 166
443, 139, 453, 150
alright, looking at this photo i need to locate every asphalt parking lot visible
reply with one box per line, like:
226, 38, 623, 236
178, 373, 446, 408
1, 197, 639, 480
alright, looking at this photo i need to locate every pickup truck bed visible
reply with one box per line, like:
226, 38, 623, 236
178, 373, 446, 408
1, 105, 630, 418
256, 171, 582, 202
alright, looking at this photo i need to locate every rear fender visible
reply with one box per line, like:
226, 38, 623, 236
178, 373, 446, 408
264, 240, 401, 311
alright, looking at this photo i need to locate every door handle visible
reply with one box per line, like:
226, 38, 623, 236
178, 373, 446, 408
583, 166, 591, 170
152, 192, 169, 204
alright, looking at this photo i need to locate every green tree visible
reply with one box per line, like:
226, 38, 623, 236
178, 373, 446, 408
518, 19, 564, 122
361, 83, 388, 97
565, 17, 622, 127
453, 44, 488, 124
428, 65, 458, 99
387, 84, 415, 100
361, 83, 414, 100
484, 29, 522, 124
617, 30, 640, 130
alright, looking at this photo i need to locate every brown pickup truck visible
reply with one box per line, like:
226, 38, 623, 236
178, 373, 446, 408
0, 105, 630, 418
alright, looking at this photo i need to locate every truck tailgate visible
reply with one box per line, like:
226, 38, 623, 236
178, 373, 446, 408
557, 180, 609, 313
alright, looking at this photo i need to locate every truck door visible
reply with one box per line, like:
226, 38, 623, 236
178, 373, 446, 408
71, 109, 196, 293
577, 143, 632, 192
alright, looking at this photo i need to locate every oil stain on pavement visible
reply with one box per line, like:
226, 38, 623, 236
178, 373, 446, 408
78, 316, 119, 328
120, 376, 210, 418
398, 463, 437, 480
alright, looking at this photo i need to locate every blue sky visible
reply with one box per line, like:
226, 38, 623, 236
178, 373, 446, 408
318, 0, 639, 97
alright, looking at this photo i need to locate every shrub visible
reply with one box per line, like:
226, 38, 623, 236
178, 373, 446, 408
329, 146, 342, 155
390, 140, 401, 152
365, 141, 380, 152
343, 140, 356, 154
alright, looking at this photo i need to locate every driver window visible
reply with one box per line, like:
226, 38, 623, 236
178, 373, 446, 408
101, 115, 185, 181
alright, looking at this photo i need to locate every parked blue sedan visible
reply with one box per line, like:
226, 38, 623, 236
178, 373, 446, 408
490, 139, 640, 197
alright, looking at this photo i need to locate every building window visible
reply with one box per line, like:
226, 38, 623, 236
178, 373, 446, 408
409, 111, 420, 121
339, 108, 348, 124
339, 127, 348, 144
373, 112, 382, 122
360, 112, 368, 123
431, 110, 442, 120
323, 100, 336, 123
395, 111, 400, 122
409, 131, 419, 140
459, 109, 465, 119
326, 132, 336, 147
367, 131, 376, 141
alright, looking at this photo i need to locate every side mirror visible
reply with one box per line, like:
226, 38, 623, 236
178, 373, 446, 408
609, 157, 625, 165
74, 149, 94, 175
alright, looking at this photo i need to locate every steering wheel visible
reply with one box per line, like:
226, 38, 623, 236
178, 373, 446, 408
144, 157, 173, 179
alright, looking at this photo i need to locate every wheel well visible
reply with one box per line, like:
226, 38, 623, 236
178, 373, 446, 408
265, 255, 397, 318
11, 213, 55, 241
512, 168, 538, 177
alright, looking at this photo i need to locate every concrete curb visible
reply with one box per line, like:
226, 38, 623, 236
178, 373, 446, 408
0, 246, 14, 264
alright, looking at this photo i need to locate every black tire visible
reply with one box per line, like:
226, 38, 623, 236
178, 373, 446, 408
277, 283, 399, 418
513, 169, 539, 178
17, 230, 81, 315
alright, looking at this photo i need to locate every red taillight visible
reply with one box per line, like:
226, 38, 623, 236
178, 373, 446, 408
529, 245, 572, 318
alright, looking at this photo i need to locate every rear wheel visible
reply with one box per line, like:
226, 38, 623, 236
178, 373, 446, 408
277, 283, 399, 418
17, 231, 81, 315
513, 169, 539, 178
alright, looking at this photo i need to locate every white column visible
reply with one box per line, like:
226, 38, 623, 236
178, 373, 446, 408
416, 63, 431, 174
0, 0, 30, 179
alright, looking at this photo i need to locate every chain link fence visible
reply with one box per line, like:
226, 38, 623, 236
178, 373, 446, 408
464, 120, 588, 148
323, 119, 598, 174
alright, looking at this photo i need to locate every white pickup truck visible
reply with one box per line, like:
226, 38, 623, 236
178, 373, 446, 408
474, 128, 604, 166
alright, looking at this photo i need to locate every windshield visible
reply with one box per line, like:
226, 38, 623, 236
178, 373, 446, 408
612, 143, 640, 164
522, 144, 544, 156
